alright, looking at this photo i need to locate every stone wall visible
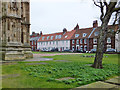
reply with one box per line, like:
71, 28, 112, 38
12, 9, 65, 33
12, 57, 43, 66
1, 0, 33, 60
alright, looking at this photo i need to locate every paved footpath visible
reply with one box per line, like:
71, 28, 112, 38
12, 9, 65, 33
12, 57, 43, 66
73, 76, 119, 89
34, 53, 81, 57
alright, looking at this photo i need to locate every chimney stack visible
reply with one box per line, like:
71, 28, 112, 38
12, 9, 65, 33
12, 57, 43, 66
32, 32, 35, 35
40, 31, 42, 36
74, 23, 79, 30
63, 28, 67, 34
93, 20, 98, 28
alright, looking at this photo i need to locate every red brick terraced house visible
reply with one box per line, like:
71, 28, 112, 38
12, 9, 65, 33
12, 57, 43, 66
30, 31, 42, 51
35, 20, 118, 52
71, 20, 119, 52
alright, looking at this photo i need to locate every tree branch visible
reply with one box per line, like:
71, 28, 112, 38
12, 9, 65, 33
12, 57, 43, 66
100, 2, 104, 21
113, 7, 120, 12
113, 12, 118, 25
93, 0, 101, 8
103, 0, 108, 10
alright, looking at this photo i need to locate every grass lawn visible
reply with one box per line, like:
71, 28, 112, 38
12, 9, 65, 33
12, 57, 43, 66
2, 53, 120, 88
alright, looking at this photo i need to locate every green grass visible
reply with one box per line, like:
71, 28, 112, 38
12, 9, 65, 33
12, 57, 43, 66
2, 53, 119, 88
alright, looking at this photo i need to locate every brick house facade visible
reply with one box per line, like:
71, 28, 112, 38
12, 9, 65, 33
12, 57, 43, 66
70, 21, 118, 52
34, 20, 118, 52
30, 31, 42, 51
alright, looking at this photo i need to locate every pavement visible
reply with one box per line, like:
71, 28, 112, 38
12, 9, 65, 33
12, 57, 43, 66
73, 76, 120, 89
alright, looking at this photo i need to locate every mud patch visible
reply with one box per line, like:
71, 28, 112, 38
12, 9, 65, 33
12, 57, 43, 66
56, 77, 75, 81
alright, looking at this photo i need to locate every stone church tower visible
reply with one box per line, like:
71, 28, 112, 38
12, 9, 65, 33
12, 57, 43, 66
0, 0, 33, 60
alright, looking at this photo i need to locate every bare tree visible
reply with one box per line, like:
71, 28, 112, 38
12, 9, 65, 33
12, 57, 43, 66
92, 0, 120, 69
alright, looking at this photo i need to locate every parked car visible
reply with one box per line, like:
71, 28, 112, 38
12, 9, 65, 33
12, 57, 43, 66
41, 48, 49, 52
90, 49, 96, 53
106, 48, 116, 52
76, 49, 86, 53
64, 49, 73, 52
51, 48, 58, 52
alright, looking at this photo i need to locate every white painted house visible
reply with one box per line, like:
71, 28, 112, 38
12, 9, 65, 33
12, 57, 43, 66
37, 29, 75, 51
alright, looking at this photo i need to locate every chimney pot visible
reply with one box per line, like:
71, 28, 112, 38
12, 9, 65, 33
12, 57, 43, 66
93, 20, 98, 28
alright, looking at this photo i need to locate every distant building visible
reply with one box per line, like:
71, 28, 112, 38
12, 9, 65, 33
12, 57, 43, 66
0, 0, 33, 60
37, 29, 75, 51
37, 21, 118, 52
30, 31, 42, 51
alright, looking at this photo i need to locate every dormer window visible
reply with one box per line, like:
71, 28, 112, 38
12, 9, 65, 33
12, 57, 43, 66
47, 36, 50, 40
55, 35, 58, 39
51, 36, 53, 40
58, 35, 62, 39
83, 33, 87, 37
42, 37, 45, 40
94, 32, 99, 36
75, 34, 79, 38
65, 35, 68, 38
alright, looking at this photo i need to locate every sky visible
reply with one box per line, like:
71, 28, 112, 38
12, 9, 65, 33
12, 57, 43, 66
30, 0, 102, 34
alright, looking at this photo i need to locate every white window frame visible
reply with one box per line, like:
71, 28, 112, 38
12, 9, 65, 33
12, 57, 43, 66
75, 34, 79, 38
76, 39, 79, 44
80, 39, 83, 44
107, 37, 111, 43
93, 45, 97, 49
83, 33, 87, 37
107, 45, 111, 49
72, 40, 75, 44
93, 38, 97, 44
47, 36, 50, 40
72, 46, 74, 51
84, 45, 87, 51
84, 39, 87, 44
51, 36, 53, 40
94, 32, 99, 36
42, 37, 45, 40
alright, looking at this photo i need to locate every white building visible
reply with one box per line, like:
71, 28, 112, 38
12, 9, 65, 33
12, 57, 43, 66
37, 29, 75, 51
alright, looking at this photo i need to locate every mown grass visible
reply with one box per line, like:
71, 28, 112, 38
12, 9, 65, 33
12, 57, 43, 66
2, 53, 119, 88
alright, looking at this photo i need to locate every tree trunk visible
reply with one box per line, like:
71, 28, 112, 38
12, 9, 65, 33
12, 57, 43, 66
92, 6, 116, 69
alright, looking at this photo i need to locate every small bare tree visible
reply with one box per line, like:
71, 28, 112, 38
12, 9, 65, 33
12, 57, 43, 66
92, 0, 120, 69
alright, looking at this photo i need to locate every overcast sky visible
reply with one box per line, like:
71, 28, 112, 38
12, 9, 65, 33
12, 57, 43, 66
30, 0, 102, 34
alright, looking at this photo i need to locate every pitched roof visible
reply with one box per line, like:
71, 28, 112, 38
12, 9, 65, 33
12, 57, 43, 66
89, 24, 119, 38
71, 27, 93, 39
38, 30, 76, 42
